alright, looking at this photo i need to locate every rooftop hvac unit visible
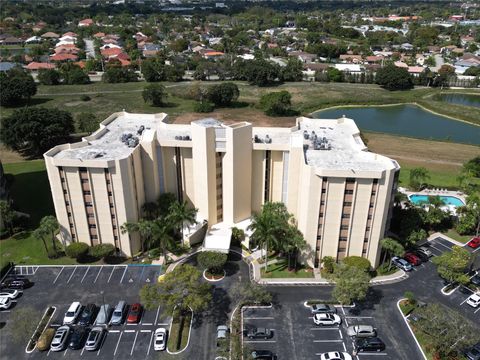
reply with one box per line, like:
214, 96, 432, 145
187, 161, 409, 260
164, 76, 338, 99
265, 134, 272, 144
137, 125, 145, 135
127, 137, 139, 148
303, 130, 309, 139
120, 133, 133, 143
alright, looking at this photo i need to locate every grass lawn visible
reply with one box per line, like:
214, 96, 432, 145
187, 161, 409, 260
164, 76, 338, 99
399, 300, 416, 316
410, 326, 434, 360
2, 160, 54, 229
167, 309, 192, 353
443, 229, 473, 244
260, 258, 314, 278
0, 231, 78, 268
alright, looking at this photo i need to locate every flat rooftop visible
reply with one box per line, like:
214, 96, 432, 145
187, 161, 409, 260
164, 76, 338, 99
53, 112, 166, 161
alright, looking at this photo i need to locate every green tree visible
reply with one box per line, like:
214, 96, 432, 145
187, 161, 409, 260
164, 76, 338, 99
89, 244, 116, 259
170, 38, 189, 53
102, 67, 138, 83
197, 251, 228, 274
380, 237, 405, 269
235, 58, 280, 86
206, 82, 239, 107
259, 90, 293, 116
463, 156, 480, 178
0, 68, 37, 106
141, 58, 183, 82
326, 67, 344, 82
343, 256, 371, 272
432, 245, 472, 285
60, 64, 90, 85
422, 196, 450, 231
281, 58, 303, 82
230, 282, 272, 305
433, 65, 456, 88
65, 242, 90, 259
167, 200, 197, 240
11, 307, 41, 344
121, 219, 156, 254
409, 167, 429, 190
1, 108, 74, 158
142, 83, 168, 106
283, 225, 307, 270
376, 64, 413, 90
0, 200, 15, 236
76, 112, 98, 133
321, 256, 335, 274
405, 229, 428, 248
37, 68, 61, 85
456, 193, 480, 236
140, 264, 212, 312
35, 216, 60, 254
332, 263, 371, 305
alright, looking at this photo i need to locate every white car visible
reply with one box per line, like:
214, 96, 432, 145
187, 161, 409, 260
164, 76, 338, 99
50, 325, 71, 351
319, 351, 353, 360
0, 289, 20, 299
466, 293, 480, 308
0, 297, 12, 310
313, 313, 341, 326
63, 302, 82, 325
154, 328, 167, 351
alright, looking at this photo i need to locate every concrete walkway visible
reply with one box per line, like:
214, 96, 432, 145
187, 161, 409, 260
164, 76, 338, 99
427, 232, 466, 247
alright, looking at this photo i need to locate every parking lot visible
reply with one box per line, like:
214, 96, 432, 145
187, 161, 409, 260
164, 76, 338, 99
241, 304, 406, 359
0, 264, 169, 360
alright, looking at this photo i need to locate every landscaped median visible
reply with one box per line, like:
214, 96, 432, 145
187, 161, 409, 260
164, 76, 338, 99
166, 307, 193, 354
25, 306, 56, 353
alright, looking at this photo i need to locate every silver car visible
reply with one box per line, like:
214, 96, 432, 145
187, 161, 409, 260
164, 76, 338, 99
346, 325, 376, 338
50, 325, 71, 352
110, 301, 127, 325
84, 326, 105, 351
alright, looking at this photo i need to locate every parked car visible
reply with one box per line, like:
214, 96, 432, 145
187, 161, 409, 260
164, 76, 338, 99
251, 350, 275, 359
84, 326, 105, 351
311, 304, 337, 314
127, 303, 142, 323
416, 246, 433, 258
216, 325, 229, 346
313, 313, 341, 326
0, 289, 20, 299
466, 294, 480, 308
37, 328, 56, 351
412, 250, 429, 262
471, 274, 480, 287
63, 302, 82, 325
468, 237, 480, 249
319, 352, 353, 360
403, 253, 421, 266
1, 278, 32, 290
110, 301, 127, 325
50, 325, 71, 352
465, 342, 480, 360
391, 256, 413, 272
69, 326, 89, 350
354, 337, 386, 352
154, 328, 167, 351
77, 303, 97, 326
0, 297, 12, 310
346, 325, 377, 338
94, 304, 113, 326
246, 327, 273, 339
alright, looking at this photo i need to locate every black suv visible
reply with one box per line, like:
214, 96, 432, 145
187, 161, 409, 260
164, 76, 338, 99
69, 327, 90, 350
251, 350, 276, 359
354, 337, 386, 352
1, 278, 32, 290
246, 328, 273, 340
77, 304, 98, 326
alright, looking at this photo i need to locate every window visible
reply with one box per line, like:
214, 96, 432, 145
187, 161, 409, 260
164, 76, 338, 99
339, 237, 348, 241
65, 201, 70, 206
344, 190, 354, 195
373, 179, 378, 184
364, 237, 369, 243
69, 223, 74, 228
321, 201, 325, 205
342, 213, 350, 219
61, 178, 66, 183
71, 234, 76, 239
316, 235, 322, 240
85, 202, 93, 207
79, 167, 87, 172
366, 226, 371, 231
346, 178, 355, 183
319, 212, 324, 217
371, 190, 376, 195
106, 180, 111, 184
367, 215, 372, 220
89, 224, 96, 229
343, 202, 352, 206
108, 192, 113, 196
369, 203, 374, 208
111, 214, 116, 219
63, 190, 68, 194
83, 191, 91, 195
321, 189, 326, 194
81, 179, 88, 184
340, 225, 349, 230
91, 235, 98, 240
67, 212, 72, 217
112, 225, 117, 229
114, 236, 119, 241
109, 203, 114, 208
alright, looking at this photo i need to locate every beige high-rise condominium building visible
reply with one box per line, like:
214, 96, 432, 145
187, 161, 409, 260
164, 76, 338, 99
44, 111, 399, 267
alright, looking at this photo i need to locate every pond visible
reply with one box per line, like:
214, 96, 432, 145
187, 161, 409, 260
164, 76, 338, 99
312, 104, 480, 145
434, 93, 480, 108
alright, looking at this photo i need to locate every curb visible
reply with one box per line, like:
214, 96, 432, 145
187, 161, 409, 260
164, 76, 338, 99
202, 269, 226, 282
166, 307, 193, 355
440, 283, 459, 295
396, 299, 427, 360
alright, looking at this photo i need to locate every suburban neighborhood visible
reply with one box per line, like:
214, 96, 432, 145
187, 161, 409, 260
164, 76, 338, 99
0, 1, 479, 360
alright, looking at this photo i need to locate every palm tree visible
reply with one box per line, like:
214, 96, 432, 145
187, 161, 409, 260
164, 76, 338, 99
142, 202, 159, 221
33, 226, 50, 258
151, 217, 175, 263
283, 226, 307, 271
380, 237, 405, 270
121, 219, 156, 254
38, 216, 60, 253
409, 167, 430, 191
168, 201, 198, 241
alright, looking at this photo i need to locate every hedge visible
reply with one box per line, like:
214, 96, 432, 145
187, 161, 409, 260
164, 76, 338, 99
65, 242, 90, 259
89, 243, 115, 259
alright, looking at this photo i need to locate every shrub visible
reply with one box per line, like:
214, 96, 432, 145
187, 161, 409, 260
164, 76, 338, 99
404, 291, 416, 305
89, 243, 116, 259
76, 112, 98, 133
142, 83, 168, 106
37, 69, 61, 85
80, 95, 91, 102
321, 256, 335, 274
343, 256, 371, 272
194, 101, 214, 113
206, 82, 239, 107
65, 242, 90, 259
259, 90, 292, 116
231, 227, 245, 246
197, 251, 228, 274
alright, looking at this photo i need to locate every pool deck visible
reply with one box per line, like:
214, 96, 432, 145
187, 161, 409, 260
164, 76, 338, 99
398, 187, 466, 215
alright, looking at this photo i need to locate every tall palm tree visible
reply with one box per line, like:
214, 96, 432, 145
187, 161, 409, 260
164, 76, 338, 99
39, 216, 60, 253
283, 226, 307, 271
33, 226, 50, 258
151, 217, 175, 263
380, 237, 405, 270
121, 219, 156, 254
168, 201, 198, 241
142, 202, 159, 221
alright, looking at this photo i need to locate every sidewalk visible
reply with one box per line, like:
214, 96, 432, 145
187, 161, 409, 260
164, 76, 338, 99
427, 232, 465, 247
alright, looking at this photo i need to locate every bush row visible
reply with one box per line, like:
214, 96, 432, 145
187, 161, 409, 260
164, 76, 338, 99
65, 242, 116, 260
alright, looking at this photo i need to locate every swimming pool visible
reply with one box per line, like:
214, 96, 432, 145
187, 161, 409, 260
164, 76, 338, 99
408, 194, 465, 207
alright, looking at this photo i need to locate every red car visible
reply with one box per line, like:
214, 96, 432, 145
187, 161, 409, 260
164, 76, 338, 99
127, 303, 142, 323
404, 253, 422, 266
467, 237, 480, 249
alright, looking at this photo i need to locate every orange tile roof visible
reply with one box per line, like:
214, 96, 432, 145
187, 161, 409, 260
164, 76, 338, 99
26, 62, 56, 70
50, 53, 78, 61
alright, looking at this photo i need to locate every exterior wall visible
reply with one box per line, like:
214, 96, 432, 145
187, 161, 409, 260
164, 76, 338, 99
181, 147, 195, 207
251, 150, 264, 214
270, 151, 284, 202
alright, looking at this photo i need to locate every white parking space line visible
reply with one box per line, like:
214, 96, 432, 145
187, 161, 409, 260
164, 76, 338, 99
244, 340, 276, 343
342, 342, 347, 352
154, 306, 160, 325
142, 323, 153, 326
114, 331, 123, 356
80, 267, 90, 283
63, 348, 68, 356
357, 353, 388, 356
109, 330, 120, 333
147, 331, 154, 355
140, 330, 152, 333
243, 317, 274, 320
66, 266, 78, 283
119, 266, 128, 283
345, 316, 373, 319
94, 266, 103, 283
125, 329, 136, 332
473, 247, 480, 253
310, 328, 340, 331
434, 241, 453, 251
107, 266, 116, 283
313, 339, 343, 343
157, 323, 169, 326
475, 307, 480, 314
53, 267, 65, 284
130, 331, 139, 355
81, 346, 85, 356
429, 245, 444, 254
339, 329, 343, 339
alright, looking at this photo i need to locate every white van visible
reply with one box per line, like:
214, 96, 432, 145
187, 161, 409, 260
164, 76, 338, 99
63, 302, 82, 325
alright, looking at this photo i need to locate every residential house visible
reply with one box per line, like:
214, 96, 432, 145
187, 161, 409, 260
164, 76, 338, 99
41, 32, 60, 39
78, 18, 94, 27
50, 53, 78, 62
1, 37, 23, 46
339, 54, 363, 64
289, 51, 316, 63
25, 62, 56, 71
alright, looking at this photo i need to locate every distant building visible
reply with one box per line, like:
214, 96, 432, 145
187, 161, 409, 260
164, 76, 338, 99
78, 18, 94, 27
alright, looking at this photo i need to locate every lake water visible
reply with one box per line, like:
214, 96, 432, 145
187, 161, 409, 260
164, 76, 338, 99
434, 93, 480, 108
313, 104, 480, 145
